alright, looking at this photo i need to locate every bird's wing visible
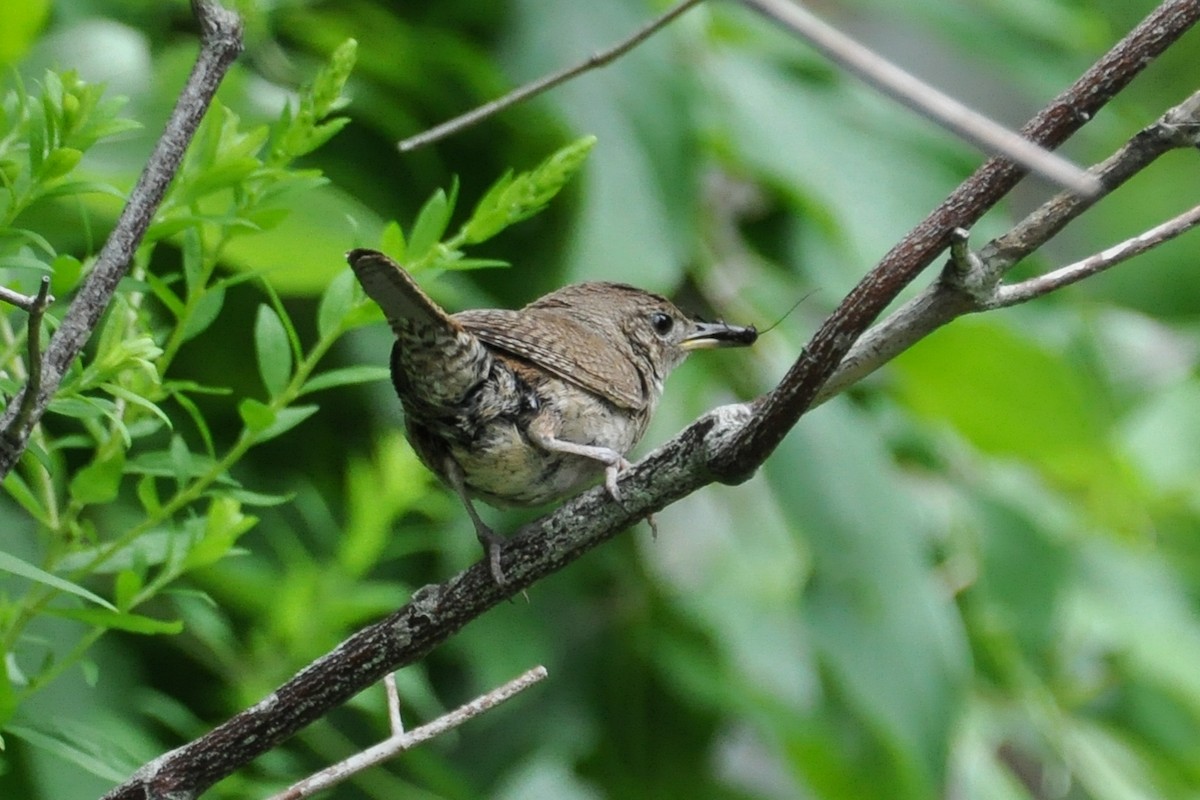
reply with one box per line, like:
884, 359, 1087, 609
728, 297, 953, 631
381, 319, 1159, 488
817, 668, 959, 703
456, 308, 645, 410
347, 249, 458, 331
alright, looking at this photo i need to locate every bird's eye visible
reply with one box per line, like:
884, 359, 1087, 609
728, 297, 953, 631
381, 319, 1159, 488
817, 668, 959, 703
650, 312, 674, 336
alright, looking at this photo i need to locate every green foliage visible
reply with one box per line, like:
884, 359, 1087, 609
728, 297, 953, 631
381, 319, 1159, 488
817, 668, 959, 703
5, 2, 1200, 800
0, 43, 371, 772
379, 135, 596, 273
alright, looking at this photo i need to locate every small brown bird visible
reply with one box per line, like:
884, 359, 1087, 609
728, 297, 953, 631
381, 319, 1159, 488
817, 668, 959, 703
348, 248, 756, 582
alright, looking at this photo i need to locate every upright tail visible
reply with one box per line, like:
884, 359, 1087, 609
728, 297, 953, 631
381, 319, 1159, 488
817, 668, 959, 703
347, 249, 491, 408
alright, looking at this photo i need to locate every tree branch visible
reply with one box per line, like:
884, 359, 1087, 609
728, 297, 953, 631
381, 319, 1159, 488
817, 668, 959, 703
990, 202, 1200, 308
269, 667, 548, 800
709, 0, 1200, 481
0, 0, 243, 478
2, 277, 52, 448
396, 0, 705, 152
99, 3, 1200, 798
816, 88, 1200, 403
0, 282, 53, 312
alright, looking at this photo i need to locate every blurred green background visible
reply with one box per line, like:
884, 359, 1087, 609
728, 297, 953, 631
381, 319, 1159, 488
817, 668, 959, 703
3, 0, 1200, 798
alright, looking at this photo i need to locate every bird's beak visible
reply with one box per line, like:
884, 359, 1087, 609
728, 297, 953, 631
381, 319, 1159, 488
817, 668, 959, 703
679, 320, 758, 350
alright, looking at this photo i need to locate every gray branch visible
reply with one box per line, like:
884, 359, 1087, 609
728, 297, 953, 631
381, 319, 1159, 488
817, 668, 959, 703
99, 2, 1200, 798
816, 88, 1200, 405
0, 0, 243, 476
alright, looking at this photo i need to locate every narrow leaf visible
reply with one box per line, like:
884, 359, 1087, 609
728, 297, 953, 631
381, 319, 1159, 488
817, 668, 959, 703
48, 606, 184, 635
0, 552, 116, 610
254, 304, 292, 397
299, 365, 390, 396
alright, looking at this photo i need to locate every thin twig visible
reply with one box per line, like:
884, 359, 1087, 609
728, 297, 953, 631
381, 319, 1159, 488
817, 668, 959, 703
0, 0, 243, 478
270, 666, 548, 800
384, 672, 404, 736
990, 202, 1200, 308
738, 0, 1101, 197
397, 0, 704, 152
711, 0, 1199, 479
99, 5, 1200, 800
0, 284, 53, 312
4, 277, 51, 446
814, 87, 1200, 404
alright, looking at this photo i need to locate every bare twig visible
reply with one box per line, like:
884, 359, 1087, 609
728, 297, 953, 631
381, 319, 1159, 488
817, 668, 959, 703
816, 88, 1200, 403
0, 283, 53, 312
384, 672, 404, 736
738, 0, 1101, 197
269, 666, 548, 800
99, 7, 1200, 799
991, 203, 1200, 308
0, 0, 243, 478
709, 0, 1200, 481
3, 277, 52, 447
397, 0, 704, 152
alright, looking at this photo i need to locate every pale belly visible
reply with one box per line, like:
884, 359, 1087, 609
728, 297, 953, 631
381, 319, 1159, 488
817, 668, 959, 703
406, 375, 650, 508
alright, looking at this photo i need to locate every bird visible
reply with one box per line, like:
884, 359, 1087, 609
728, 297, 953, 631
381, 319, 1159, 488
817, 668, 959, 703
348, 248, 756, 583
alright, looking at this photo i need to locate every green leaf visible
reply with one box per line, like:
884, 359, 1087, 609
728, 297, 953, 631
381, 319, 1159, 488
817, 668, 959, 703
221, 488, 294, 507
183, 496, 258, 571
317, 268, 356, 339
380, 219, 406, 261
38, 146, 81, 179
462, 135, 596, 244
254, 303, 292, 397
56, 531, 173, 574
171, 390, 216, 457
100, 383, 172, 429
68, 448, 126, 505
114, 569, 143, 611
136, 474, 160, 516
299, 365, 391, 396
4, 724, 130, 782
3, 470, 48, 524
238, 397, 275, 433
270, 38, 355, 162
255, 404, 319, 443
37, 179, 125, 202
47, 606, 183, 635
47, 395, 115, 421
125, 448, 220, 480
0, 551, 116, 611
407, 185, 454, 263
313, 39, 357, 117
49, 252, 82, 297
181, 285, 226, 342
438, 257, 510, 272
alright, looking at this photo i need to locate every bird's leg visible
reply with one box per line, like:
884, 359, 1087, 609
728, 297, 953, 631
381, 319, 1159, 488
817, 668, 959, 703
526, 415, 632, 501
443, 457, 507, 585
529, 429, 659, 536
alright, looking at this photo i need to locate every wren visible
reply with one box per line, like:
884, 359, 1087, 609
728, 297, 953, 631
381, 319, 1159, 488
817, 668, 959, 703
348, 248, 756, 583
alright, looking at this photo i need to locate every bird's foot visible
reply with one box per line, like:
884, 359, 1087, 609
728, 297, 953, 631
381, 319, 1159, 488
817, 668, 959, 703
472, 522, 508, 586
603, 456, 634, 502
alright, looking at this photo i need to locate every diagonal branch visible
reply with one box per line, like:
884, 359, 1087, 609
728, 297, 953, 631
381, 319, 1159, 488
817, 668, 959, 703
708, 0, 1200, 481
99, 3, 1200, 799
815, 87, 1200, 403
397, 0, 705, 152
268, 666, 548, 800
0, 0, 243, 478
990, 203, 1200, 308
